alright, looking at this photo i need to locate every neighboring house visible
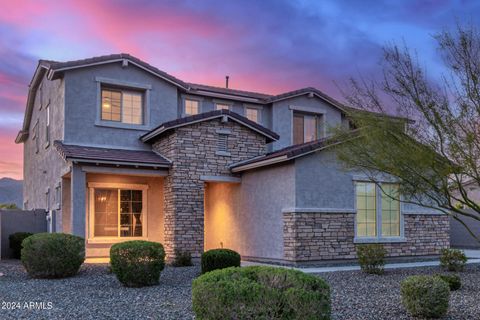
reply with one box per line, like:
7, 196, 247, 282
15, 54, 449, 263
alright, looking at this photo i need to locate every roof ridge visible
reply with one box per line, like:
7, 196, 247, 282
187, 82, 274, 98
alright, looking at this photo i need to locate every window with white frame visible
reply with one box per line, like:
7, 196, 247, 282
245, 107, 261, 123
293, 112, 319, 145
101, 88, 144, 125
33, 121, 39, 154
89, 184, 147, 239
215, 103, 230, 110
355, 182, 401, 238
45, 105, 50, 147
55, 183, 61, 210
185, 99, 200, 115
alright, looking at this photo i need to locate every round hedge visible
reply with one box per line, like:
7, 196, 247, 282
401, 275, 450, 318
436, 274, 461, 291
201, 248, 240, 274
192, 266, 331, 320
9, 232, 33, 259
21, 233, 85, 278
110, 240, 165, 287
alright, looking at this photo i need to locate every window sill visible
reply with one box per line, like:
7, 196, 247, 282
354, 237, 406, 244
95, 120, 151, 131
87, 237, 148, 244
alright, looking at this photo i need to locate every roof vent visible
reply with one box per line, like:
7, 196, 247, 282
225, 75, 229, 88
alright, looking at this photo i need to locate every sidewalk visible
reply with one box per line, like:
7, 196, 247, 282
242, 250, 480, 274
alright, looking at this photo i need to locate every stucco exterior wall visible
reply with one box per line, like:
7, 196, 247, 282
271, 95, 343, 150
63, 63, 179, 150
23, 73, 67, 232
204, 163, 295, 261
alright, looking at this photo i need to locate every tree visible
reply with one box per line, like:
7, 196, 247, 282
335, 24, 480, 241
0, 203, 19, 210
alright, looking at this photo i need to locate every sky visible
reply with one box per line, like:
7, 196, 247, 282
0, 0, 479, 180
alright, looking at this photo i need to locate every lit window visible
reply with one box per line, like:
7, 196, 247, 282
185, 99, 200, 115
245, 107, 260, 123
92, 188, 145, 238
356, 182, 401, 238
293, 112, 319, 145
215, 103, 230, 111
101, 89, 143, 125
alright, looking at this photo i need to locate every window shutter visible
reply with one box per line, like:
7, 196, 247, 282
217, 134, 228, 152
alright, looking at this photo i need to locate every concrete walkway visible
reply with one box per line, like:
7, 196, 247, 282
242, 250, 480, 274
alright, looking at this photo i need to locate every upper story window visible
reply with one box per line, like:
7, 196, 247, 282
45, 105, 50, 147
101, 88, 143, 125
355, 182, 401, 239
185, 99, 200, 116
215, 103, 230, 111
245, 106, 261, 123
293, 112, 319, 145
33, 121, 39, 154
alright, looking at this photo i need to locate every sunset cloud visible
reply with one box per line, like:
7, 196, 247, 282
0, 0, 479, 179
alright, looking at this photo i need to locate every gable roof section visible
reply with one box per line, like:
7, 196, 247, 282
141, 109, 279, 143
44, 53, 189, 89
54, 141, 171, 168
187, 82, 273, 102
230, 132, 357, 172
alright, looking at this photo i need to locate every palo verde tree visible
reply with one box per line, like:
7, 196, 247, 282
335, 24, 480, 241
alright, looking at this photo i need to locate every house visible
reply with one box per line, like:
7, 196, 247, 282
15, 54, 449, 263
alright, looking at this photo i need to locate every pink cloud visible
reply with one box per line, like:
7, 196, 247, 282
0, 129, 22, 179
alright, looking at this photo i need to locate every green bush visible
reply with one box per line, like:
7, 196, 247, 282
171, 249, 193, 267
9, 232, 33, 259
21, 233, 85, 278
401, 275, 450, 318
356, 244, 387, 274
192, 266, 331, 320
435, 274, 461, 291
201, 248, 241, 274
110, 240, 165, 287
440, 248, 467, 272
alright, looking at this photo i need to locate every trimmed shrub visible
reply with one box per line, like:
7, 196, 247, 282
9, 232, 33, 259
401, 275, 450, 318
201, 248, 240, 274
440, 248, 467, 272
356, 244, 387, 274
436, 274, 461, 291
21, 233, 85, 278
192, 266, 331, 320
171, 250, 193, 267
110, 240, 165, 287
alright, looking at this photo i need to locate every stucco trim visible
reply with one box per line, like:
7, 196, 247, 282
289, 105, 326, 114
200, 175, 241, 183
70, 158, 170, 168
402, 211, 445, 215
94, 76, 152, 90
282, 207, 356, 214
81, 166, 169, 177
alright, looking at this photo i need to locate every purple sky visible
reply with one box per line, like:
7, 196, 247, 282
0, 0, 478, 179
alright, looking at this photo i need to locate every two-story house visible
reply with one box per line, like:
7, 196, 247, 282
15, 54, 449, 263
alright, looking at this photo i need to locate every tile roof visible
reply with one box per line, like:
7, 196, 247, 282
54, 141, 171, 167
44, 53, 189, 89
141, 109, 280, 143
230, 131, 358, 171
187, 82, 273, 100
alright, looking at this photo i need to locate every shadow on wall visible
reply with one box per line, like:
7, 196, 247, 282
0, 209, 47, 259
450, 210, 480, 249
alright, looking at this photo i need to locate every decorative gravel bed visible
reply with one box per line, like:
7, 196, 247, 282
320, 264, 480, 320
1, 260, 479, 319
0, 260, 198, 320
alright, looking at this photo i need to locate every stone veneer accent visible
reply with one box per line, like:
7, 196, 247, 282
283, 212, 450, 262
153, 118, 267, 260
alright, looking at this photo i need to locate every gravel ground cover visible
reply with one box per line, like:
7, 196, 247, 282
0, 260, 478, 319
0, 260, 197, 320
320, 263, 480, 320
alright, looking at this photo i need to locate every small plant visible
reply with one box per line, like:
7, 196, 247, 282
440, 248, 467, 272
21, 233, 85, 278
171, 249, 193, 267
192, 266, 331, 319
356, 244, 387, 274
110, 240, 165, 287
435, 274, 461, 291
401, 275, 450, 318
9, 232, 33, 259
201, 248, 241, 274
